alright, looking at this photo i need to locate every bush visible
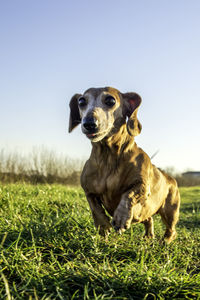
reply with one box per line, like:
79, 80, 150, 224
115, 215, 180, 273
175, 174, 200, 187
0, 148, 83, 185
1, 149, 199, 187
163, 166, 200, 187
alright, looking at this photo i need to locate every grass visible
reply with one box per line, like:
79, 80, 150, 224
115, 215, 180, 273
0, 184, 200, 299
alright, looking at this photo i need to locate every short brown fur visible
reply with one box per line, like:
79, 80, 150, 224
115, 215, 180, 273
69, 87, 180, 243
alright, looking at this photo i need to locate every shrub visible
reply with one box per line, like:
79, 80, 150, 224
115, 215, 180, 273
0, 147, 83, 185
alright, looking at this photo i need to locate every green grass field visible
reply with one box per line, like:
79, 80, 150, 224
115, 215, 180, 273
0, 184, 200, 299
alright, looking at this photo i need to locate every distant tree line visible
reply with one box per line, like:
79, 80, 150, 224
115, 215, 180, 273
0, 148, 82, 185
0, 148, 199, 186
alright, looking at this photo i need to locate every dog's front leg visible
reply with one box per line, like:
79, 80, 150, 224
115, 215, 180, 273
112, 186, 147, 233
86, 194, 112, 236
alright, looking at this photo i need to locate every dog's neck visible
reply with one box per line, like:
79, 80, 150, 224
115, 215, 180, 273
92, 124, 137, 157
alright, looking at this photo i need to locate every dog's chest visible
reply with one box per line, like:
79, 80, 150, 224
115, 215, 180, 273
95, 172, 122, 215
91, 166, 121, 195
82, 160, 126, 214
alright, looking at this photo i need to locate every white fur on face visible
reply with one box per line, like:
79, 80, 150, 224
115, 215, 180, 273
79, 91, 112, 118
78, 91, 121, 142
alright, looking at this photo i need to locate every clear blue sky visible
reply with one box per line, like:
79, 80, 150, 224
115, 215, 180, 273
0, 0, 200, 172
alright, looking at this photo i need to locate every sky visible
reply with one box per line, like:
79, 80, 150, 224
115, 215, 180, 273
0, 0, 200, 173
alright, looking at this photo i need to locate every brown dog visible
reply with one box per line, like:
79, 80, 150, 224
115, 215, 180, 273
69, 87, 180, 243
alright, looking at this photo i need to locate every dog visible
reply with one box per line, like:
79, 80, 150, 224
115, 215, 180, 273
68, 87, 180, 243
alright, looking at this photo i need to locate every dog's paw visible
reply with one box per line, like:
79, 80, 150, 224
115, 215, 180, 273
111, 220, 128, 234
163, 230, 177, 244
112, 206, 132, 234
98, 223, 112, 237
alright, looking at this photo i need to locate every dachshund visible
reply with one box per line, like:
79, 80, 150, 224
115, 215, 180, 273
69, 87, 180, 243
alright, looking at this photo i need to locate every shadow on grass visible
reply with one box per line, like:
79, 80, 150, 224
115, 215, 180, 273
54, 273, 200, 300
179, 201, 200, 229
41, 272, 156, 300
180, 202, 200, 214
9, 269, 199, 300
178, 217, 200, 230
1, 216, 200, 299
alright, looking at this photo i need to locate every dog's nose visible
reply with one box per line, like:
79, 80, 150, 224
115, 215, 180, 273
83, 117, 98, 132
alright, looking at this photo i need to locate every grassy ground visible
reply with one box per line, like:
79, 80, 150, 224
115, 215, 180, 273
0, 184, 200, 299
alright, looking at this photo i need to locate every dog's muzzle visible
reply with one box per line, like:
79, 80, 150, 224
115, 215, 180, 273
82, 117, 99, 139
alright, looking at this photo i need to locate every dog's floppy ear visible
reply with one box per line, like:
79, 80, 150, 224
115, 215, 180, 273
68, 94, 82, 133
122, 92, 142, 136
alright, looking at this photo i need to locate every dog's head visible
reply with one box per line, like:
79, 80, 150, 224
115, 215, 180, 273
68, 87, 142, 142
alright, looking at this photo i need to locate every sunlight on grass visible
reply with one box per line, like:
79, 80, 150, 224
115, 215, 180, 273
0, 184, 200, 299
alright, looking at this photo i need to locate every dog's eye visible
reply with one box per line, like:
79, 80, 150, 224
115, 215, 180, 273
78, 97, 87, 107
104, 96, 116, 107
